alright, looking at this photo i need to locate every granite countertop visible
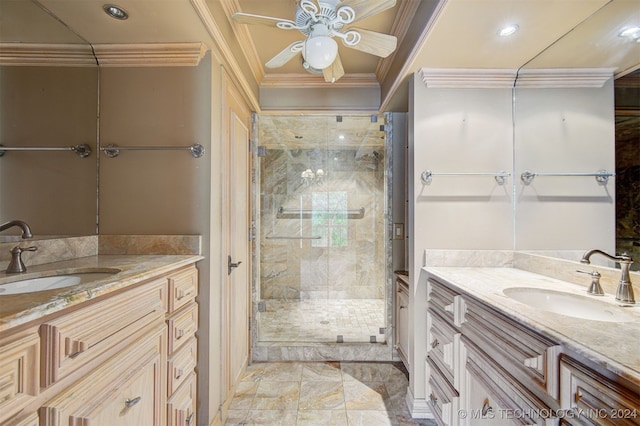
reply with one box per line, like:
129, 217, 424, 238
0, 254, 203, 333
422, 266, 640, 388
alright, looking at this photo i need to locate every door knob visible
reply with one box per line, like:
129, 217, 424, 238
228, 255, 242, 275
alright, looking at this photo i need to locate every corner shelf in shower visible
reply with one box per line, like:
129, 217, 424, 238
276, 207, 365, 219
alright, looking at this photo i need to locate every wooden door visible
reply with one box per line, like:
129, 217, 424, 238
221, 72, 251, 399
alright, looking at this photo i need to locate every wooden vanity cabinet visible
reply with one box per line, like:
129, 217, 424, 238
0, 262, 199, 426
0, 329, 40, 423
426, 273, 640, 426
427, 276, 560, 425
559, 356, 640, 425
395, 275, 410, 367
39, 322, 167, 425
165, 265, 199, 426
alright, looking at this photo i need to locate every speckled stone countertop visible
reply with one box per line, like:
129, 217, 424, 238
422, 266, 640, 388
0, 254, 202, 333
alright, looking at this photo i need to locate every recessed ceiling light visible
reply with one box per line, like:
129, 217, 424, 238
619, 26, 640, 40
498, 24, 519, 37
338, 134, 345, 140
103, 4, 128, 20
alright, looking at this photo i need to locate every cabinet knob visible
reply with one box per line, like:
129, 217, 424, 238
431, 338, 439, 349
399, 305, 407, 310
125, 396, 142, 408
429, 392, 437, 404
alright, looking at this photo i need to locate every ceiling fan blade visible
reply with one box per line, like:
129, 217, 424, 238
232, 12, 296, 28
346, 28, 397, 58
323, 53, 345, 83
265, 41, 304, 68
339, 0, 396, 22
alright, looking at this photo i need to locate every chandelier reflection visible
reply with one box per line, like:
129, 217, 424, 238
301, 168, 325, 185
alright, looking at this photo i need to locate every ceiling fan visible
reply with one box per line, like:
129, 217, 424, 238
232, 0, 398, 83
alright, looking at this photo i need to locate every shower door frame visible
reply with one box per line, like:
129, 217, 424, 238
249, 112, 397, 361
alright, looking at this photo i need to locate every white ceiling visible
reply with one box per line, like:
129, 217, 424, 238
1, 0, 639, 111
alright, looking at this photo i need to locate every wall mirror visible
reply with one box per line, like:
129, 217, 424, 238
513, 0, 639, 268
0, 0, 99, 238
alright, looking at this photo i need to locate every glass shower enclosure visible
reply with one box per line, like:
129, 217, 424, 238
253, 114, 389, 344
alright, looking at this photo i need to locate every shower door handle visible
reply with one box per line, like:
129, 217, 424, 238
228, 255, 242, 275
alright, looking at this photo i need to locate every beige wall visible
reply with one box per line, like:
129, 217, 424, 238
0, 65, 98, 235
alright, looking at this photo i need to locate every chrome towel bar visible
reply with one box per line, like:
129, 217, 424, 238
265, 236, 322, 240
420, 170, 510, 185
0, 144, 92, 158
520, 169, 614, 185
100, 143, 204, 158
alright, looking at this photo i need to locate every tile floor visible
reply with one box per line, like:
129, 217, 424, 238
225, 361, 437, 426
258, 299, 387, 343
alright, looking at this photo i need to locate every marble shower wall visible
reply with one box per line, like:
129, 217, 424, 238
260, 147, 385, 300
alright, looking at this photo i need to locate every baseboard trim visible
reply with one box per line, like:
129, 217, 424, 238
405, 386, 435, 419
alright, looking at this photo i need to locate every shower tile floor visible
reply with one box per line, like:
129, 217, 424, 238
259, 299, 386, 343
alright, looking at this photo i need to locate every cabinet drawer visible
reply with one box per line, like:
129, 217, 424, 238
463, 336, 556, 426
169, 267, 198, 313
40, 279, 165, 387
428, 278, 464, 327
426, 356, 459, 426
168, 302, 198, 355
40, 322, 167, 426
560, 356, 640, 425
427, 309, 460, 387
168, 372, 197, 426
0, 332, 39, 423
461, 296, 561, 400
168, 336, 197, 395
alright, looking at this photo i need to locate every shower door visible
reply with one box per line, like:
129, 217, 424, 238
256, 114, 388, 344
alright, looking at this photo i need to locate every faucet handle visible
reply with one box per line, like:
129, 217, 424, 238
6, 246, 38, 274
577, 269, 604, 296
10, 246, 37, 254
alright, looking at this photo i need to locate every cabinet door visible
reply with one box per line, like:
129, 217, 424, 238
395, 282, 409, 365
40, 324, 166, 426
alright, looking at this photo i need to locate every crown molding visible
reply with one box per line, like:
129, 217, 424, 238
0, 43, 96, 66
219, 0, 265, 84
379, 0, 447, 111
515, 68, 615, 88
190, 0, 261, 112
92, 43, 208, 67
419, 68, 518, 88
377, 0, 421, 82
261, 73, 380, 89
0, 42, 209, 68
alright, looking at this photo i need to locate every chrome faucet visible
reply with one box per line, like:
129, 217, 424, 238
0, 220, 33, 239
580, 249, 635, 304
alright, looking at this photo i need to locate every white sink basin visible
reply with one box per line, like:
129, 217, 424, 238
0, 269, 120, 295
503, 287, 637, 323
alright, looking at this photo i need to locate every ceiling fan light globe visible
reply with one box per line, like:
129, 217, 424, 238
303, 36, 338, 69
